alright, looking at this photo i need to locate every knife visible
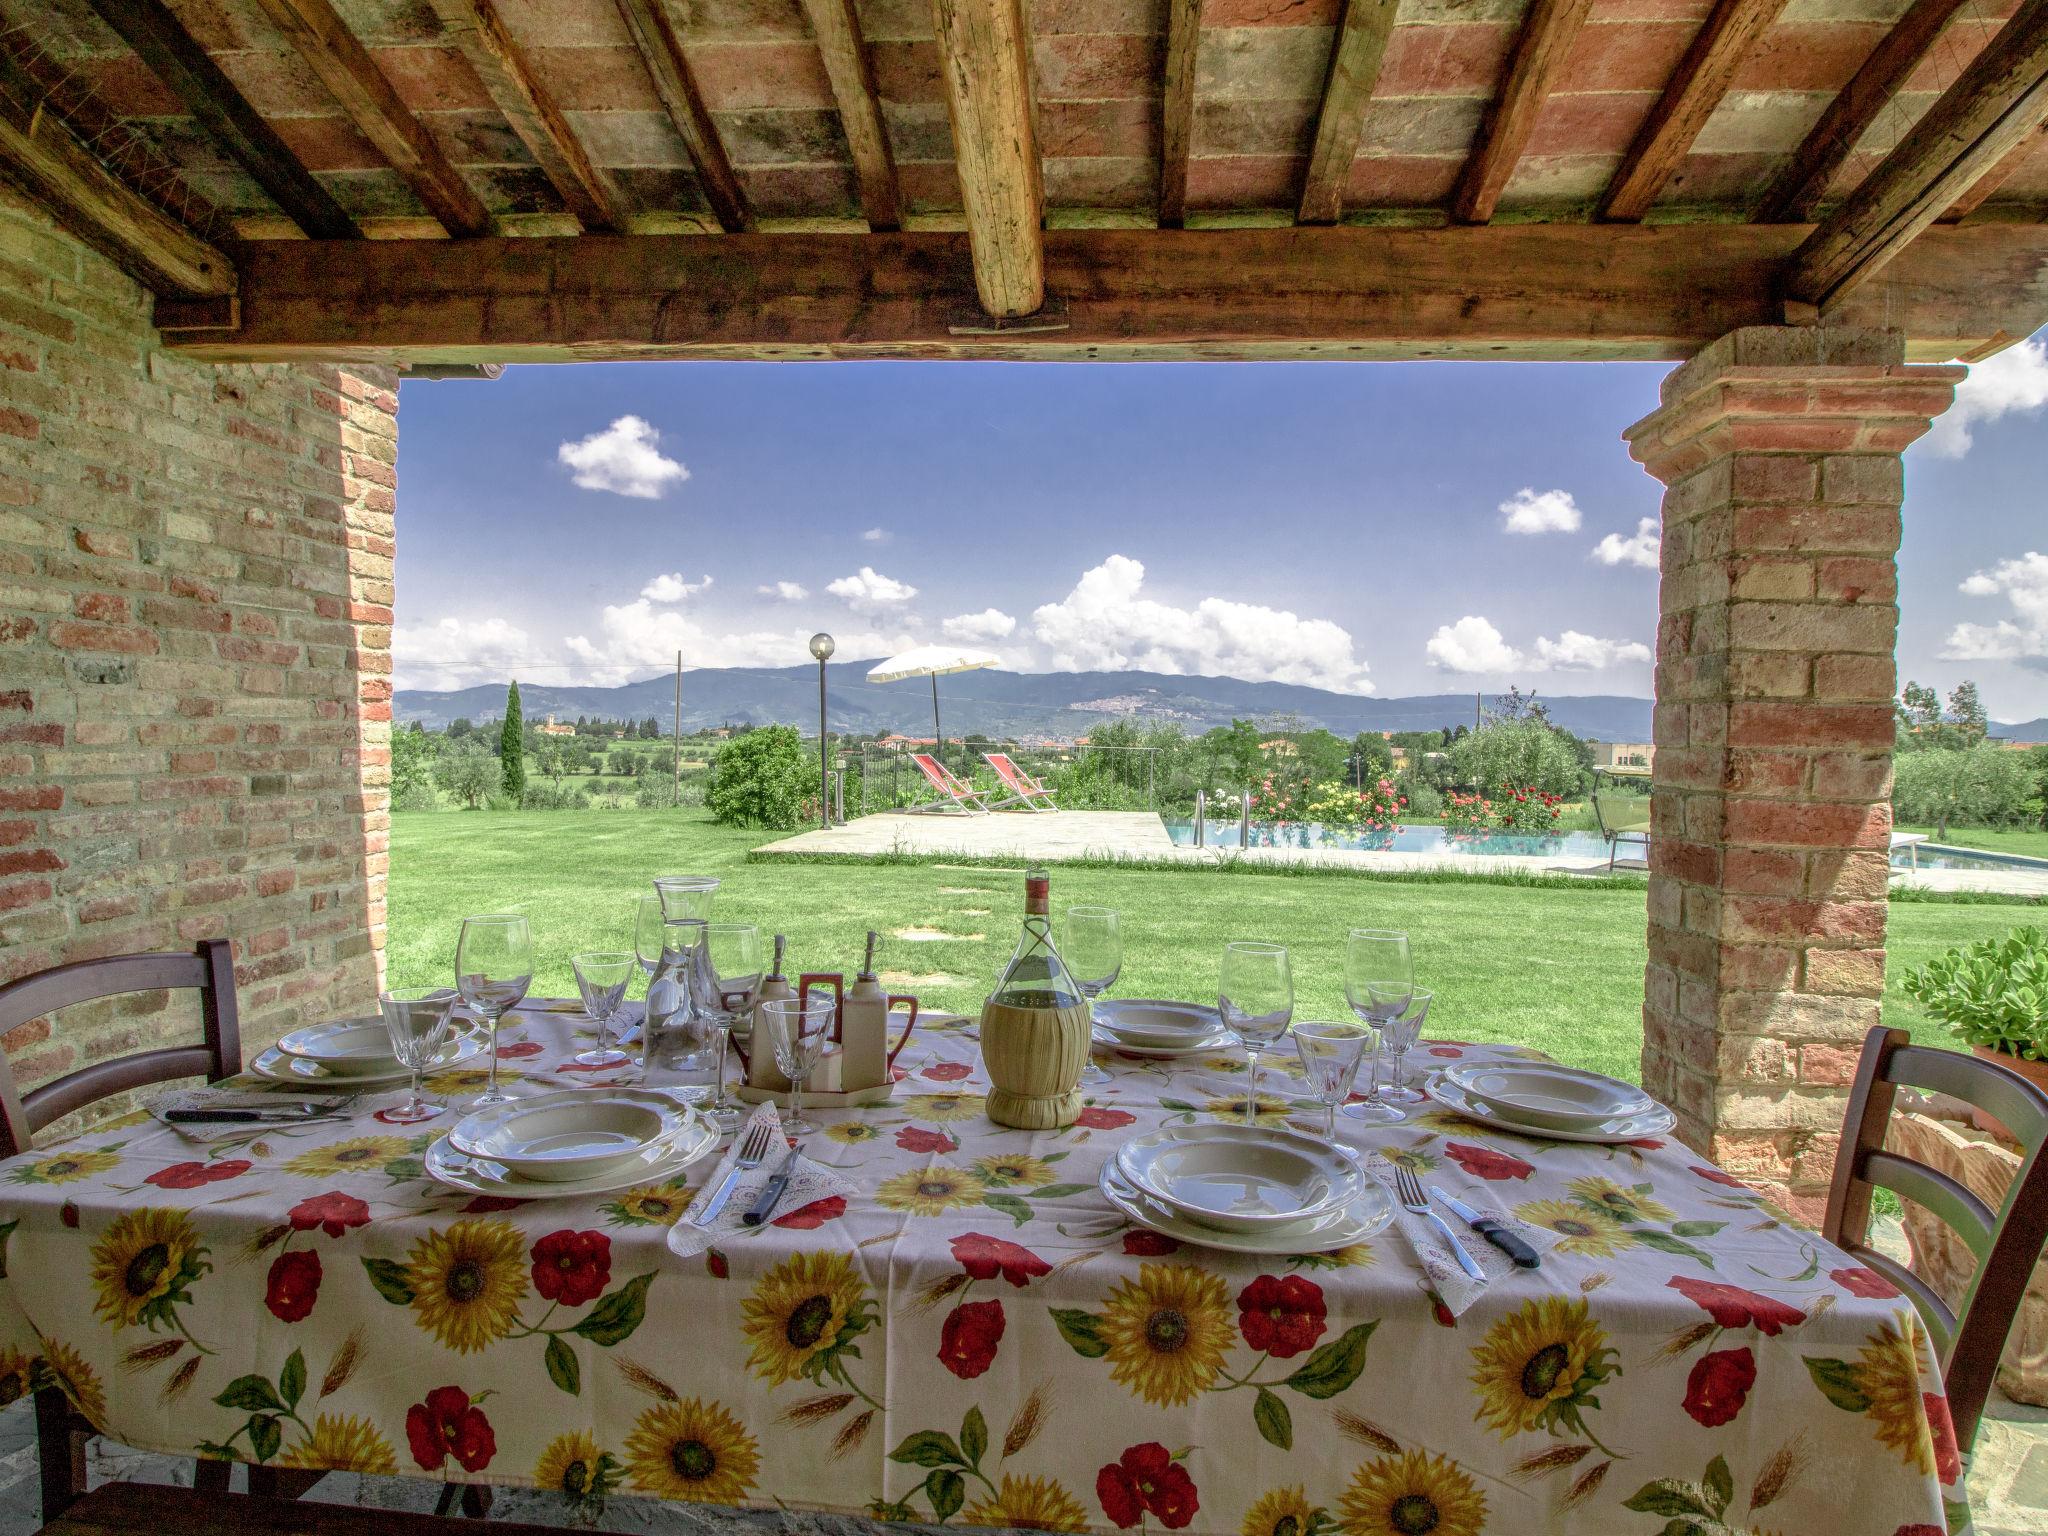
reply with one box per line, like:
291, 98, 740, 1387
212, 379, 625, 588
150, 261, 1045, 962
164, 1107, 339, 1124
742, 1143, 803, 1227
1432, 1187, 1540, 1269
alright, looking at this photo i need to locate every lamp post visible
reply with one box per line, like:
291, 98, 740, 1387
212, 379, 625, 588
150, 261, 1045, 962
809, 632, 835, 829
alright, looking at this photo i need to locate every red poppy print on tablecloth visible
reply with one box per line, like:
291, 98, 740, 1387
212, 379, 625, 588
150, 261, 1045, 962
921, 1061, 974, 1082
495, 1041, 545, 1060
461, 1195, 530, 1215
1667, 1276, 1807, 1335
406, 1386, 496, 1474
1682, 1346, 1756, 1427
1236, 1275, 1327, 1358
146, 1159, 251, 1190
288, 1191, 371, 1239
1124, 1230, 1181, 1257
1076, 1106, 1136, 1131
896, 1126, 958, 1155
1427, 1046, 1464, 1058
531, 1229, 611, 1307
1831, 1266, 1901, 1299
264, 1249, 322, 1322
1444, 1142, 1533, 1181
1097, 1444, 1198, 1530
938, 1298, 1005, 1379
951, 1232, 1050, 1286
1691, 1165, 1751, 1189
773, 1195, 846, 1230
1926, 1394, 1961, 1484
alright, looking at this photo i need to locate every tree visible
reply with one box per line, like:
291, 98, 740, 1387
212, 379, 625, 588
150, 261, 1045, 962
434, 740, 500, 809
447, 717, 473, 740
707, 725, 811, 828
1349, 733, 1394, 785
533, 736, 566, 785
606, 746, 634, 777
1948, 681, 1988, 746
1447, 719, 1583, 797
1202, 719, 1266, 791
1898, 681, 1944, 744
499, 681, 527, 801
391, 722, 438, 808
1892, 744, 2040, 837
1295, 729, 1349, 784
1484, 686, 1551, 726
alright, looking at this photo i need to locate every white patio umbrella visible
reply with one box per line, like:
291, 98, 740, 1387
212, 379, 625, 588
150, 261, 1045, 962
866, 644, 999, 771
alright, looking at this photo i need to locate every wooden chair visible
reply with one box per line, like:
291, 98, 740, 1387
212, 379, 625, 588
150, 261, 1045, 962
1824, 1025, 2048, 1452
0, 940, 241, 1520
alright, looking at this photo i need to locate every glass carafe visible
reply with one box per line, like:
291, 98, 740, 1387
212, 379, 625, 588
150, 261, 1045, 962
642, 916, 711, 1098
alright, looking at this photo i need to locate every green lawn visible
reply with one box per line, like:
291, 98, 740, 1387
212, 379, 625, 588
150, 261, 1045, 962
387, 809, 2039, 1085
1896, 823, 2048, 859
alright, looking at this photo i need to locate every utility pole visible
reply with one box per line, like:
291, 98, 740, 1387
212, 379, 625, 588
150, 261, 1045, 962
673, 651, 682, 800
1474, 691, 1481, 730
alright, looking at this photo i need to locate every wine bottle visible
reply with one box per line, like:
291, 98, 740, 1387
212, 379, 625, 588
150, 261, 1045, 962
981, 868, 1090, 1128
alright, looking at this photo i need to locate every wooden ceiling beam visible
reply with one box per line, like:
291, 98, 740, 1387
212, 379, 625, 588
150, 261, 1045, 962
1942, 122, 2048, 219
1786, 0, 2048, 310
248, 0, 491, 236
177, 224, 2048, 364
81, 0, 358, 239
1756, 0, 1970, 223
426, 0, 626, 232
1452, 0, 1594, 224
0, 40, 234, 297
930, 0, 1043, 315
797, 0, 899, 230
1158, 0, 1202, 228
613, 0, 751, 232
1297, 0, 1400, 224
1600, 0, 1792, 221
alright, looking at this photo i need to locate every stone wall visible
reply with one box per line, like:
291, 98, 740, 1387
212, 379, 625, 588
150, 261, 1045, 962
0, 183, 394, 1108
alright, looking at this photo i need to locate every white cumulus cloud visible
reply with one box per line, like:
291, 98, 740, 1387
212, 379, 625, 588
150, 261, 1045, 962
861, 527, 890, 543
640, 572, 711, 602
1924, 337, 2048, 457
943, 608, 1017, 642
1031, 555, 1373, 692
556, 416, 689, 498
1426, 615, 1650, 675
1592, 517, 1661, 570
757, 580, 809, 601
1530, 631, 1654, 670
827, 566, 918, 609
1942, 550, 2048, 664
564, 601, 799, 685
393, 615, 533, 692
1426, 616, 1524, 674
1500, 487, 1583, 535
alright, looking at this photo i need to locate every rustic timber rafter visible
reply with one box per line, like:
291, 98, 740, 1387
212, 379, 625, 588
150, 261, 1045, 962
1453, 0, 1594, 224
930, 0, 1044, 316
426, 0, 626, 232
81, 0, 358, 239
1158, 0, 1202, 228
1786, 0, 2048, 309
1297, 0, 1400, 225
613, 0, 751, 233
1943, 123, 2048, 220
1601, 0, 1791, 221
797, 0, 898, 230
1756, 0, 1970, 223
248, 0, 492, 237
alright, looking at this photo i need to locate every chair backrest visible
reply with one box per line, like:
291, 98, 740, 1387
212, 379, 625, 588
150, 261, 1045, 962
1592, 791, 1651, 838
984, 753, 1028, 789
911, 753, 969, 795
1823, 1025, 2048, 1451
0, 940, 241, 1157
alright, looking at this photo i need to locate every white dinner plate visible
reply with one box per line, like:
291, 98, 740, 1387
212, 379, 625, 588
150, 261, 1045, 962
447, 1089, 693, 1182
1099, 1161, 1391, 1254
1094, 999, 1226, 1048
1116, 1122, 1363, 1232
424, 1115, 718, 1199
1091, 1024, 1239, 1059
1427, 1072, 1675, 1144
251, 1029, 484, 1088
1441, 1061, 1653, 1130
277, 1017, 405, 1077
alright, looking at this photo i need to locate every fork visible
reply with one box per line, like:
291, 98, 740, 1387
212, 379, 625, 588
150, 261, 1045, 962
696, 1120, 775, 1226
1392, 1164, 1485, 1282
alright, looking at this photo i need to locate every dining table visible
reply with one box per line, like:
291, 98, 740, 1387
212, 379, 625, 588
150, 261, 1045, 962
0, 1003, 1964, 1536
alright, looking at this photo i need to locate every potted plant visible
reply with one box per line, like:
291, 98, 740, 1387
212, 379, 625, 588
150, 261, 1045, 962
1902, 924, 2048, 1134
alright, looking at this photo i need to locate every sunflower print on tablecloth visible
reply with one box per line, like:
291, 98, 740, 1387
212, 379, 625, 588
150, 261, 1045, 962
9, 1148, 120, 1185
1340, 1450, 1487, 1536
740, 1251, 878, 1388
1567, 1176, 1673, 1226
973, 1152, 1059, 1189
275, 1414, 397, 1473
88, 1207, 209, 1337
1201, 1095, 1292, 1123
623, 1397, 759, 1503
1805, 1315, 1952, 1478
400, 1218, 530, 1353
1469, 1296, 1618, 1442
283, 1136, 409, 1178
1240, 1484, 1331, 1536
962, 1473, 1090, 1532
599, 1182, 692, 1228
1098, 1262, 1234, 1407
825, 1121, 886, 1146
1514, 1199, 1633, 1257
535, 1429, 621, 1511
877, 1165, 987, 1216
0, 1347, 33, 1408
37, 1337, 105, 1427
902, 1092, 986, 1123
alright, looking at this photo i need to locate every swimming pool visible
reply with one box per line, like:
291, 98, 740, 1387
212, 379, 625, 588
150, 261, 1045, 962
1162, 820, 1620, 859
1901, 843, 2048, 873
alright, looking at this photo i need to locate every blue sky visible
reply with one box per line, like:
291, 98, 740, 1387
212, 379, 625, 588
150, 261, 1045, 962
391, 334, 2048, 724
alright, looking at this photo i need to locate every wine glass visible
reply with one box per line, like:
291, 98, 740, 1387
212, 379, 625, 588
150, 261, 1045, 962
761, 995, 834, 1135
694, 924, 762, 1133
379, 987, 454, 1123
1293, 1020, 1369, 1139
1060, 905, 1120, 1087
455, 913, 532, 1106
654, 875, 719, 922
1343, 929, 1412, 1122
570, 951, 634, 1068
1219, 941, 1293, 1124
1381, 988, 1433, 1105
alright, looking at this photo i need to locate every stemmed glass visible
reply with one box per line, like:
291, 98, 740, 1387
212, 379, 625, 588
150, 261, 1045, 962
1293, 1021, 1369, 1140
1219, 941, 1293, 1124
455, 913, 532, 1107
570, 951, 634, 1068
379, 986, 454, 1123
630, 894, 668, 1050
761, 995, 834, 1135
1381, 989, 1433, 1105
1060, 906, 1120, 1087
654, 875, 719, 922
694, 924, 762, 1132
1343, 929, 1412, 1122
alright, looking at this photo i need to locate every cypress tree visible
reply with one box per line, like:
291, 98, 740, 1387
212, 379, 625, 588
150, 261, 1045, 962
500, 680, 526, 801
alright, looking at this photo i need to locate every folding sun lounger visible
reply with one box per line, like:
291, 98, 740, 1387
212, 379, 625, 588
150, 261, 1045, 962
907, 752, 991, 814
984, 752, 1059, 812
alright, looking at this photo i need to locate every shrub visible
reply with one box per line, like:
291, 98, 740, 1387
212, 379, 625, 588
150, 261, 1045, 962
1399, 779, 1443, 820
1903, 926, 2048, 1060
1301, 778, 1405, 829
521, 780, 588, 810
393, 781, 441, 813
707, 725, 811, 829
1892, 744, 2041, 837
1447, 720, 1584, 798
1444, 788, 1563, 832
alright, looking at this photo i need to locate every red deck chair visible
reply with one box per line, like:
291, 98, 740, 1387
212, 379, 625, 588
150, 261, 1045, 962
907, 753, 991, 814
984, 752, 1059, 812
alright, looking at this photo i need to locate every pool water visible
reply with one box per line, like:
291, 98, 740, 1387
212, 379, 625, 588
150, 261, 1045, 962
1902, 843, 2048, 873
1163, 820, 1620, 859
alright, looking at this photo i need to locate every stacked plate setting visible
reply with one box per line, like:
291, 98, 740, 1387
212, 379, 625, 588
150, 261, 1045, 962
428, 1088, 718, 1198
1430, 1061, 1675, 1143
253, 1015, 487, 1087
1091, 999, 1237, 1058
1098, 1123, 1393, 1253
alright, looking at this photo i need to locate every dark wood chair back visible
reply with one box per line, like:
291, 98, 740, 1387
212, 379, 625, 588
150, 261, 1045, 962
1824, 1025, 2048, 1451
0, 940, 241, 1158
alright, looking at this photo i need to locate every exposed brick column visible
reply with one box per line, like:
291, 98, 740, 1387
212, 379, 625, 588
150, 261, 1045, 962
1624, 327, 1960, 1221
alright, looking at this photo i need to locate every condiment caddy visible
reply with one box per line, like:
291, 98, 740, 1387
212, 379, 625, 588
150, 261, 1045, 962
733, 931, 919, 1107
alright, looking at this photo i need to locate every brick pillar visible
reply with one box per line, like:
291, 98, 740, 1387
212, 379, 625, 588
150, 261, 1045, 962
1623, 327, 1961, 1221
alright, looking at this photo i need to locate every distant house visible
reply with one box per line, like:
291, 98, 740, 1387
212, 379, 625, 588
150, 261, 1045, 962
1260, 739, 1298, 756
536, 715, 576, 738
1591, 740, 1654, 770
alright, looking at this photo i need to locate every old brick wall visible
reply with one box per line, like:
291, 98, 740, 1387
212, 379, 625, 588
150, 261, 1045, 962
0, 184, 395, 1110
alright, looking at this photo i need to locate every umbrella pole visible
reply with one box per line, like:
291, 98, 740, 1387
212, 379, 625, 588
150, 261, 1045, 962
931, 673, 942, 773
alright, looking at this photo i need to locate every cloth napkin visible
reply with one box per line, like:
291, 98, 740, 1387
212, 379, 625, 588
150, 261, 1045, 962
1360, 1150, 1562, 1317
668, 1102, 857, 1259
146, 1088, 354, 1145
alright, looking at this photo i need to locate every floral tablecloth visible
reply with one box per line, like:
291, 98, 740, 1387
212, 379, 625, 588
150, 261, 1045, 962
0, 1006, 1962, 1536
